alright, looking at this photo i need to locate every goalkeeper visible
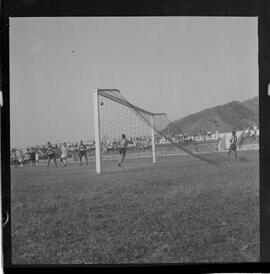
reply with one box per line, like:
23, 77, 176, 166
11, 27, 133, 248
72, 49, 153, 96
118, 134, 133, 167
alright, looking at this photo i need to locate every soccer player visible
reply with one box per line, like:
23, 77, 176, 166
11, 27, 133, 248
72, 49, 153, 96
73, 143, 78, 161
11, 149, 16, 166
79, 140, 88, 166
25, 148, 30, 163
35, 148, 40, 165
60, 142, 68, 167
30, 147, 36, 167
16, 149, 23, 168
47, 142, 57, 168
118, 134, 133, 167
228, 130, 238, 161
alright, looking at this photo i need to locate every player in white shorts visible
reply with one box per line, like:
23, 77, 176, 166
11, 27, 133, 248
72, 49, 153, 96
35, 149, 40, 165
16, 149, 23, 168
60, 142, 68, 167
118, 134, 133, 167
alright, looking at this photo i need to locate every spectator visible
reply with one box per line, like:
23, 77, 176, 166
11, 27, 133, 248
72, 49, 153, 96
47, 142, 57, 168
35, 149, 40, 165
253, 123, 257, 139
247, 126, 251, 137
179, 133, 183, 142
73, 143, 79, 161
215, 129, 219, 139
250, 127, 255, 141
79, 140, 88, 166
184, 131, 188, 142
30, 147, 36, 167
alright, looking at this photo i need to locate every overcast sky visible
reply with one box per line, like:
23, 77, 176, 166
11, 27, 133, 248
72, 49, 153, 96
10, 17, 258, 147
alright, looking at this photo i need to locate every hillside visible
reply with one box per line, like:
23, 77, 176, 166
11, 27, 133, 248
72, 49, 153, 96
164, 96, 258, 135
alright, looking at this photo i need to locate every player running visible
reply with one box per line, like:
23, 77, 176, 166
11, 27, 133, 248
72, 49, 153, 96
60, 142, 68, 167
118, 134, 133, 167
228, 130, 238, 161
46, 142, 57, 168
79, 140, 88, 166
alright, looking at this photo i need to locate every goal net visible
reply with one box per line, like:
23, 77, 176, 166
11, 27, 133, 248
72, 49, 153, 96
93, 89, 220, 174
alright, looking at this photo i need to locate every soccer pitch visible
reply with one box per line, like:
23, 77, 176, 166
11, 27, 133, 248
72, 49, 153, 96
11, 150, 259, 264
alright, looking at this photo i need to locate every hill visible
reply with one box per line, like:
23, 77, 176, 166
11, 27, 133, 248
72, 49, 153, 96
164, 96, 258, 135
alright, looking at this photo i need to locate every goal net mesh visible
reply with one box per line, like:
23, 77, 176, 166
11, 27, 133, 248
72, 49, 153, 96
96, 90, 221, 173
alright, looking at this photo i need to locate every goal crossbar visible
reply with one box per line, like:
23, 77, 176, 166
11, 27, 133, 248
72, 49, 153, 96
97, 89, 166, 117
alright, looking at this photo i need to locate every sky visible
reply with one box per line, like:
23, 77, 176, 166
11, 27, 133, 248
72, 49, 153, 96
10, 17, 258, 147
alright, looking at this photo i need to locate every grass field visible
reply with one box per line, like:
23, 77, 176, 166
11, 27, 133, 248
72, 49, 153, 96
11, 149, 259, 264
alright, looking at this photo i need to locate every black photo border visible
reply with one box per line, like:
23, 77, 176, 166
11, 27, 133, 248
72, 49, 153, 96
1, 0, 269, 273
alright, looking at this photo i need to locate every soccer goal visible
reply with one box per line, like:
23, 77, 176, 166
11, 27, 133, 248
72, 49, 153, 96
93, 89, 218, 174
93, 89, 170, 173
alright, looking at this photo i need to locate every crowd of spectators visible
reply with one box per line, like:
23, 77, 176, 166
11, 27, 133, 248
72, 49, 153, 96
100, 129, 219, 152
9, 128, 223, 166
158, 129, 219, 144
240, 123, 259, 141
10, 140, 95, 166
10, 123, 259, 167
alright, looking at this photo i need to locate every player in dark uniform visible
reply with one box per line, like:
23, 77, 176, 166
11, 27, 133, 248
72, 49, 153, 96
118, 134, 133, 167
29, 147, 36, 167
47, 142, 57, 168
73, 143, 79, 161
79, 140, 88, 166
228, 130, 238, 161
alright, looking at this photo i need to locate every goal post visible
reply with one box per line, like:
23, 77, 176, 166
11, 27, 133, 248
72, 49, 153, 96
93, 89, 101, 174
151, 114, 156, 163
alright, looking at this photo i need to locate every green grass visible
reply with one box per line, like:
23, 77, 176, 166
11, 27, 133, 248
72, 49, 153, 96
11, 150, 259, 264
